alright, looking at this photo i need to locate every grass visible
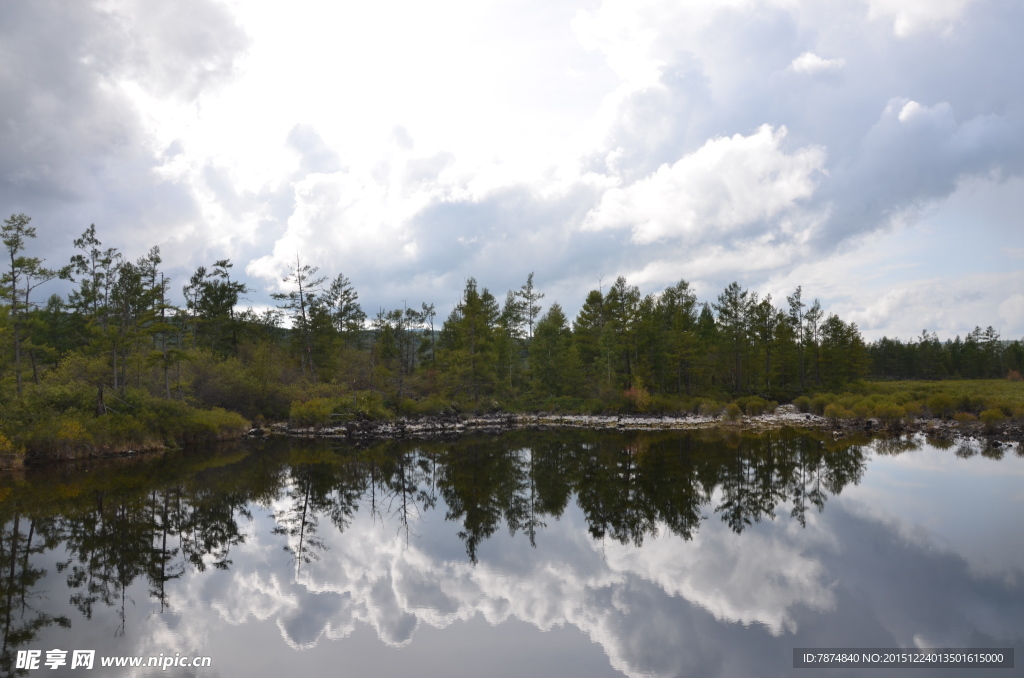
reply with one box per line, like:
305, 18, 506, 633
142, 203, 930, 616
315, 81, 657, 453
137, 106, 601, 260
800, 379, 1024, 424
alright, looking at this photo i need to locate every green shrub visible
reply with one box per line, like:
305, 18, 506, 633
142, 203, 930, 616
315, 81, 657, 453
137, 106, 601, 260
810, 396, 831, 415
793, 396, 811, 413
289, 398, 337, 428
723, 403, 742, 422
185, 407, 249, 441
874, 403, 905, 428
953, 412, 977, 424
927, 393, 955, 418
824, 403, 852, 424
698, 400, 724, 417
956, 394, 985, 414
346, 391, 394, 420
736, 396, 768, 415
979, 408, 1007, 433
903, 401, 924, 419
402, 395, 454, 416
88, 413, 149, 447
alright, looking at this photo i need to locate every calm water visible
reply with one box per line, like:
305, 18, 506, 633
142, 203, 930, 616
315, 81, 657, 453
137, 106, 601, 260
1, 429, 1021, 677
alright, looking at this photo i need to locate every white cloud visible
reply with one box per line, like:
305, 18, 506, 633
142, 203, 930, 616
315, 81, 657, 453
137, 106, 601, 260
582, 125, 825, 244
865, 0, 980, 36
245, 166, 436, 290
790, 51, 846, 73
5, 0, 1024, 337
999, 294, 1024, 330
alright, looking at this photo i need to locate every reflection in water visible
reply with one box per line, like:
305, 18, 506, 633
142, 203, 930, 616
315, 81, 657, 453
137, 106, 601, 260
0, 430, 1021, 677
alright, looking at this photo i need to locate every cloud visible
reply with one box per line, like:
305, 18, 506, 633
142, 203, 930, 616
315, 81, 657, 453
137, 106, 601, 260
582, 125, 826, 245
0, 0, 248, 272
998, 294, 1024, 332
865, 0, 980, 36
790, 52, 846, 73
4, 0, 1024, 337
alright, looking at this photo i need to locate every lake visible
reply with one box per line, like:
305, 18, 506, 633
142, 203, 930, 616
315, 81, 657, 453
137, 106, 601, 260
1, 428, 1020, 677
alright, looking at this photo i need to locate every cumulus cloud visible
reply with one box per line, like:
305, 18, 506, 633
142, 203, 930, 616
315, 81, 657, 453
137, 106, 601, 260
998, 294, 1024, 333
582, 125, 825, 245
790, 51, 846, 73
866, 0, 980, 36
4, 0, 1023, 336
0, 0, 247, 273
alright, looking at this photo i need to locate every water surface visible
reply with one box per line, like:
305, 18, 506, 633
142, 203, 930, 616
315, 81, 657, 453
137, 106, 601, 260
1, 429, 1021, 677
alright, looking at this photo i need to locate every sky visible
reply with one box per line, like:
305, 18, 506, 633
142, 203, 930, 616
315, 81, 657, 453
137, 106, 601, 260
2, 0, 1022, 340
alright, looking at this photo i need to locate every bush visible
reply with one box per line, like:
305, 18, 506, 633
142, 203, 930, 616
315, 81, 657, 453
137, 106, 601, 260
185, 407, 249, 441
953, 412, 977, 424
903, 401, 924, 419
927, 393, 956, 419
723, 403, 742, 422
736, 396, 768, 416
874, 403, 906, 429
289, 398, 337, 428
824, 403, 852, 424
0, 433, 21, 461
346, 391, 394, 420
793, 396, 811, 413
810, 396, 831, 415
956, 394, 985, 414
56, 418, 92, 445
979, 408, 1007, 432
402, 395, 455, 416
698, 400, 724, 417
623, 383, 652, 412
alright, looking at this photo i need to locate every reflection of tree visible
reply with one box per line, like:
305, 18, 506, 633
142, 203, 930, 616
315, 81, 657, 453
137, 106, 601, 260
62, 492, 151, 635
438, 439, 517, 563
0, 425, 876, 651
716, 442, 778, 534
273, 466, 330, 576
635, 435, 705, 540
380, 447, 435, 544
146, 489, 182, 612
504, 448, 547, 547
0, 510, 70, 676
576, 436, 657, 546
788, 437, 826, 529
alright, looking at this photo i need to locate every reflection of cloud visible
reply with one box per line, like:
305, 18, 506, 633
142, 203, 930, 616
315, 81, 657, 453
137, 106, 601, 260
57, 444, 1024, 678
841, 443, 1024, 587
603, 519, 836, 635
184, 502, 836, 678
211, 571, 297, 625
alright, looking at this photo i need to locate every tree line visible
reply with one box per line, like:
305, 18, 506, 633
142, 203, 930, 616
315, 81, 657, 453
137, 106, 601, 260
1, 213, 1019, 440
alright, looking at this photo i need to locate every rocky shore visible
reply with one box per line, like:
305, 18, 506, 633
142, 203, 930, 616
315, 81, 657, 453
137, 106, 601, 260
248, 404, 1023, 449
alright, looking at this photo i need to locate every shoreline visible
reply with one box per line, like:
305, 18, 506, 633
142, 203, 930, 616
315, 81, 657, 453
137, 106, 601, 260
258, 404, 1024, 448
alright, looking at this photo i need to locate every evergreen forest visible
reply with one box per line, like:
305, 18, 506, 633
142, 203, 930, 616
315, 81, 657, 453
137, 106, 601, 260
2, 214, 1022, 461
